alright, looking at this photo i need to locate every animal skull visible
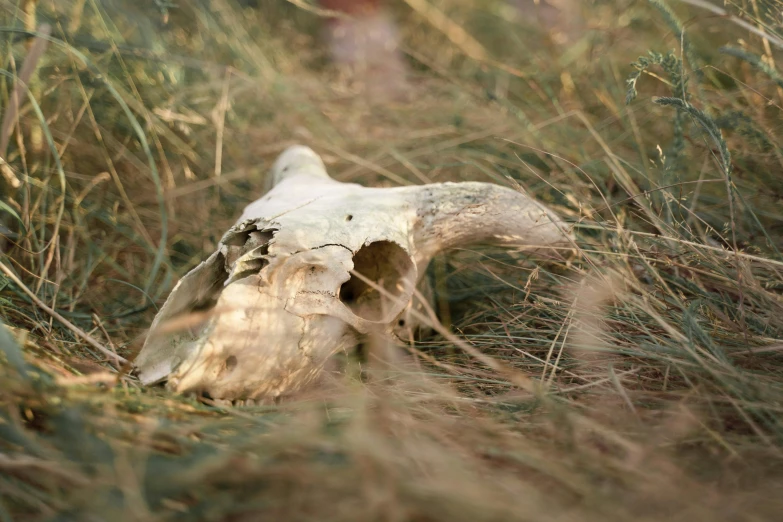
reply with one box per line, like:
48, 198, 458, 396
134, 145, 572, 401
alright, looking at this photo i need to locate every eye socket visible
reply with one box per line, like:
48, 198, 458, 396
339, 241, 415, 322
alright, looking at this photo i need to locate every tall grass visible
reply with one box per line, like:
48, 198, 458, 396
1, 0, 783, 520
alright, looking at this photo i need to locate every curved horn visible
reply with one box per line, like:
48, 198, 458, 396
265, 145, 330, 191
409, 182, 572, 262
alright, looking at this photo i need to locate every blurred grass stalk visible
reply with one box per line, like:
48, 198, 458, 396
22, 0, 43, 153
0, 21, 49, 189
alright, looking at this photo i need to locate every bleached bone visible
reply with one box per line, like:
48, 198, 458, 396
134, 145, 572, 401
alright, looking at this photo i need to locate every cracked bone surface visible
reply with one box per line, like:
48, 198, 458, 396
134, 145, 572, 401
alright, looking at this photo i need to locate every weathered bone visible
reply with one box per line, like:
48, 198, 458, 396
134, 145, 572, 401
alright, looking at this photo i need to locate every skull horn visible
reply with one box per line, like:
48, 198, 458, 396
407, 181, 572, 264
264, 144, 331, 191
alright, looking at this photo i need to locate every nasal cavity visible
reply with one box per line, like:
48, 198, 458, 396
339, 241, 415, 322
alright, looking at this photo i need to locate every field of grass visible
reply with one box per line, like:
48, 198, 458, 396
2, 0, 783, 520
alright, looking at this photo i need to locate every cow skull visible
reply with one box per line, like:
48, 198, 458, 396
134, 145, 572, 401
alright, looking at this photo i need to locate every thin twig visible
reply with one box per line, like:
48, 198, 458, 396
0, 260, 128, 365
92, 312, 119, 360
